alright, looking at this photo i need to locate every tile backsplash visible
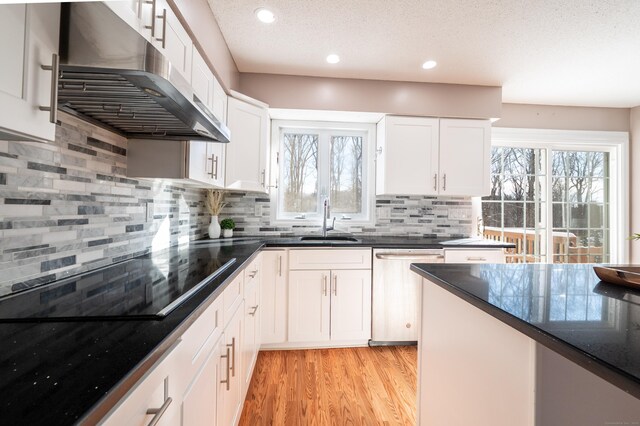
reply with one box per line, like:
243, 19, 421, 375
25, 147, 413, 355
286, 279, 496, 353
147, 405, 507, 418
0, 113, 473, 296
220, 192, 473, 237
0, 114, 208, 296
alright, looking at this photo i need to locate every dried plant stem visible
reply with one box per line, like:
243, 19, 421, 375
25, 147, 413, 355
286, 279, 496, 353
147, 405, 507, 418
205, 189, 226, 216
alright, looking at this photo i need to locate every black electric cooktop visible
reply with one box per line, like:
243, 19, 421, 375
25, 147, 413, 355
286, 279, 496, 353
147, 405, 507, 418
0, 244, 237, 322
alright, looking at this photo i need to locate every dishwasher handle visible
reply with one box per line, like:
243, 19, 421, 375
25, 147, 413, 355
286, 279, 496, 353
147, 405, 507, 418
375, 253, 444, 260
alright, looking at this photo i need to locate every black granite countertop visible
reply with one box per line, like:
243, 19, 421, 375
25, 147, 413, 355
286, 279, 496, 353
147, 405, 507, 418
264, 235, 515, 249
0, 235, 512, 425
410, 263, 640, 400
0, 239, 265, 426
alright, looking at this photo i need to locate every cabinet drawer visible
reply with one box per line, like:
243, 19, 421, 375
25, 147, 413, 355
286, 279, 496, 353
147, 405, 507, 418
179, 296, 223, 377
223, 273, 243, 324
244, 254, 261, 292
444, 249, 505, 264
101, 340, 181, 426
289, 249, 372, 270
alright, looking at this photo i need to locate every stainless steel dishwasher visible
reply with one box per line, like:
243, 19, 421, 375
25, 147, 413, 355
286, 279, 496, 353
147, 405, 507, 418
371, 248, 444, 345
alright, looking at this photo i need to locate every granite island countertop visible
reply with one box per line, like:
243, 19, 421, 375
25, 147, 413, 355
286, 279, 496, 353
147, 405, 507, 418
0, 235, 512, 425
410, 262, 640, 400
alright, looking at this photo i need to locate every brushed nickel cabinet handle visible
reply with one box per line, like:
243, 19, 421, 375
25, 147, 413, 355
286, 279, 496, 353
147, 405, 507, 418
260, 169, 266, 187
207, 155, 215, 177
146, 377, 171, 426
249, 305, 259, 316
144, 0, 156, 37
442, 173, 447, 191
213, 155, 219, 180
323, 275, 327, 296
433, 173, 437, 191
39, 53, 59, 124
278, 255, 282, 277
220, 347, 230, 391
156, 8, 167, 49
333, 274, 337, 296
466, 256, 487, 261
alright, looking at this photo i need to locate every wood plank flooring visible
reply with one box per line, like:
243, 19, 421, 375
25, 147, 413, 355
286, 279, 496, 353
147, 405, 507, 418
239, 346, 417, 426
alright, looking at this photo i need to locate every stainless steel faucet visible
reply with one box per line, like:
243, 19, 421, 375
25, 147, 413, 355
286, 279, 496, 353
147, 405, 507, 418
322, 198, 335, 237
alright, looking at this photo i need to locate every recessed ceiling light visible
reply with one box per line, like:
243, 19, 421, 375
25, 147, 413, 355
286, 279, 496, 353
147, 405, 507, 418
422, 60, 437, 70
326, 54, 340, 64
255, 8, 275, 23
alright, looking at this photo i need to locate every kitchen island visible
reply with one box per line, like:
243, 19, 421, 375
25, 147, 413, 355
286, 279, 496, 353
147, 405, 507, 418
411, 263, 640, 425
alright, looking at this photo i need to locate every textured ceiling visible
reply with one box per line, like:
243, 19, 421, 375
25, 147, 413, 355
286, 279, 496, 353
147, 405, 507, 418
208, 0, 640, 108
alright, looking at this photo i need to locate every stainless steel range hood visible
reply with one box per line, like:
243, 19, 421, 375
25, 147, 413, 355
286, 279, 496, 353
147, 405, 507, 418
58, 2, 230, 142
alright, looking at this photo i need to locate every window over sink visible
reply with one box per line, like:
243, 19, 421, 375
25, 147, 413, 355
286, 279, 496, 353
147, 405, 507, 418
271, 120, 375, 225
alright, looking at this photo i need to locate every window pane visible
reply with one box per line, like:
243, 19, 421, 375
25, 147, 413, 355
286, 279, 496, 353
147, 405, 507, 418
330, 135, 363, 214
551, 150, 610, 264
281, 133, 318, 213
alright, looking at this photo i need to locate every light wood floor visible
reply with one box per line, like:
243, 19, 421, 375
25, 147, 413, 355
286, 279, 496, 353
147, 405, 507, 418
239, 346, 417, 426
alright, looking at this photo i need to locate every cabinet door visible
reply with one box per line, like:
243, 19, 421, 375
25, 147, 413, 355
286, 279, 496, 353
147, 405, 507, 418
104, 0, 152, 41
191, 48, 214, 107
261, 251, 288, 344
207, 143, 225, 188
288, 270, 330, 343
181, 339, 220, 426
101, 341, 181, 426
241, 279, 260, 398
218, 307, 243, 426
439, 118, 491, 196
376, 116, 439, 195
0, 4, 59, 143
330, 270, 372, 341
187, 141, 212, 184
212, 77, 227, 123
226, 97, 269, 193
153, 0, 192, 83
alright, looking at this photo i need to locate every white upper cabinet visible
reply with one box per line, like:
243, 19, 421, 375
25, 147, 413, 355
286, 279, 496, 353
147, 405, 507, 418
191, 48, 214, 107
226, 95, 269, 193
104, 0, 153, 41
152, 0, 193, 83
212, 78, 228, 123
376, 116, 439, 195
376, 116, 491, 197
0, 3, 60, 143
439, 118, 491, 196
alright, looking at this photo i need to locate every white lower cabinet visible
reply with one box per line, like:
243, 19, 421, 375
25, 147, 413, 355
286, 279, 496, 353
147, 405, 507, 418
180, 339, 221, 426
288, 269, 372, 344
241, 277, 260, 398
260, 250, 288, 345
101, 340, 182, 426
218, 305, 243, 426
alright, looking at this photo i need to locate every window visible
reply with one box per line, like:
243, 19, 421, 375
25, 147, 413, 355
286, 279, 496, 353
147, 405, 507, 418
480, 128, 627, 264
272, 120, 375, 224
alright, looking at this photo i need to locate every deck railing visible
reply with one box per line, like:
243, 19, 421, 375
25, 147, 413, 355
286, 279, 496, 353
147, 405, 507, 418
482, 227, 603, 263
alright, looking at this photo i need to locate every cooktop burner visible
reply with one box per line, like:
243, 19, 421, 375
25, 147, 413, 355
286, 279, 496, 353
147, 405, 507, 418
0, 245, 237, 322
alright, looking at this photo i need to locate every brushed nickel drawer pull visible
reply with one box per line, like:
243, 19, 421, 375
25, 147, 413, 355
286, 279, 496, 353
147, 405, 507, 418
442, 173, 447, 191
146, 377, 171, 426
466, 256, 487, 261
278, 255, 282, 276
333, 275, 337, 296
227, 337, 236, 377
433, 173, 437, 191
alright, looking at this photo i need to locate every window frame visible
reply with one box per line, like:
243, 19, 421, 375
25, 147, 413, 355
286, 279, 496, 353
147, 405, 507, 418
477, 127, 629, 263
269, 119, 376, 226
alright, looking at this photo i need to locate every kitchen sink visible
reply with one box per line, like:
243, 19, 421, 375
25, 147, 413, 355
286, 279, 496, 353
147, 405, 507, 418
299, 236, 360, 242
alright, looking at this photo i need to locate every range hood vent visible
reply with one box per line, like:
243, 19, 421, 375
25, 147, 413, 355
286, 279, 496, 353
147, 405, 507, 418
58, 3, 230, 142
